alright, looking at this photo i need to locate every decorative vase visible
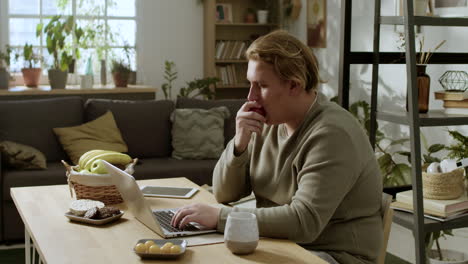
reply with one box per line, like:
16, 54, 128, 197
100, 60, 107, 85
21, 68, 42, 88
0, 68, 10, 89
407, 64, 430, 113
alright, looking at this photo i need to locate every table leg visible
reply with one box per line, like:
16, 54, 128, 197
25, 228, 31, 264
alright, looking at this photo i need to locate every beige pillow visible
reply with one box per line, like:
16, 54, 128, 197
53, 111, 128, 165
171, 106, 230, 159
0, 141, 47, 169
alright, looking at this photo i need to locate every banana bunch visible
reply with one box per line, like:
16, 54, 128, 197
78, 150, 132, 174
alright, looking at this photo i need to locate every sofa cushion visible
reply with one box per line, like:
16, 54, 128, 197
131, 157, 218, 186
3, 162, 68, 201
171, 107, 230, 160
0, 97, 84, 162
53, 111, 128, 165
85, 99, 175, 158
0, 140, 47, 169
176, 98, 245, 145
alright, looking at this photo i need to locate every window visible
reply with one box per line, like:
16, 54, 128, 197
3, 0, 136, 81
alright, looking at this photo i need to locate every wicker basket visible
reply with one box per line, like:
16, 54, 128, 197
62, 159, 138, 205
422, 168, 465, 200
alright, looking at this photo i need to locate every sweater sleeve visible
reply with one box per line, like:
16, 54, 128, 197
217, 126, 362, 243
212, 139, 252, 204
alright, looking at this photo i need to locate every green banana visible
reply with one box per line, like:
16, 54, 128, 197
84, 152, 132, 171
78, 149, 109, 169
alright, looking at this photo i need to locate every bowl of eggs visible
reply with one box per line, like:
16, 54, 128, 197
134, 239, 187, 259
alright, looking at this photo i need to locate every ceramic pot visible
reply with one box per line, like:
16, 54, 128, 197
112, 72, 129, 88
257, 10, 268, 24
48, 69, 68, 89
21, 68, 42, 87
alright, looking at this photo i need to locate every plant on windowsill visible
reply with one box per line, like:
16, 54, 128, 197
37, 15, 82, 89
123, 44, 137, 85
111, 59, 131, 88
21, 43, 43, 88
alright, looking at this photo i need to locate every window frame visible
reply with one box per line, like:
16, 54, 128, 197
3, 0, 137, 85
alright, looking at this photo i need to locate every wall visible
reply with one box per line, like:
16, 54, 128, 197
137, 0, 204, 100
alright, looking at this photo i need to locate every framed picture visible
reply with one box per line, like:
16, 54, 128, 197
307, 0, 326, 48
216, 3, 233, 23
432, 0, 468, 17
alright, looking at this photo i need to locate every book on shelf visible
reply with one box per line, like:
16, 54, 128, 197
396, 190, 468, 214
444, 107, 468, 115
442, 99, 468, 109
434, 90, 468, 101
391, 201, 468, 222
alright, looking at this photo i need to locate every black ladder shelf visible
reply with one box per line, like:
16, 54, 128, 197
338, 0, 468, 263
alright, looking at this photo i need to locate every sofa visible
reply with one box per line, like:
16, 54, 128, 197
0, 96, 244, 243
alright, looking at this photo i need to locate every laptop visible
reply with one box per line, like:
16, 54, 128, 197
102, 161, 217, 238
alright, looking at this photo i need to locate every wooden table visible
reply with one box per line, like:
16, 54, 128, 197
11, 177, 324, 264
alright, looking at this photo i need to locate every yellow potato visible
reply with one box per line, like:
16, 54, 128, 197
134, 243, 147, 253
163, 242, 174, 248
148, 244, 161, 254
144, 240, 155, 248
161, 243, 173, 254
170, 245, 182, 254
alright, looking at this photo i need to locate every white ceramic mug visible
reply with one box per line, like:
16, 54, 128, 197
224, 212, 259, 254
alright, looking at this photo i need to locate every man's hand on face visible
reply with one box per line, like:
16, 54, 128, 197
234, 101, 266, 156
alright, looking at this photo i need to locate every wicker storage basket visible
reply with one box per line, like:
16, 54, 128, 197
422, 168, 465, 200
62, 159, 138, 205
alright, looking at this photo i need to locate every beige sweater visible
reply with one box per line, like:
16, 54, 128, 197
213, 93, 383, 264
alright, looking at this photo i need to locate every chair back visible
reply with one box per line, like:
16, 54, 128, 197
378, 193, 394, 264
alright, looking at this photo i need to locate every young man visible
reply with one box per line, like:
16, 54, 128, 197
172, 30, 383, 264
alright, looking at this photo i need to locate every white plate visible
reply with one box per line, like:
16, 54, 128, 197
134, 239, 187, 259
64, 211, 124, 225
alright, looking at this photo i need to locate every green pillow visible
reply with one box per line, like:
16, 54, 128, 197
53, 111, 128, 165
0, 141, 47, 169
171, 106, 230, 159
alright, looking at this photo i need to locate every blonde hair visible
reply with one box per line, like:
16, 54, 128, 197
246, 30, 321, 92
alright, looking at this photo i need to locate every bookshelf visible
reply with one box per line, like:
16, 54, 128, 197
337, 0, 468, 263
203, 0, 282, 99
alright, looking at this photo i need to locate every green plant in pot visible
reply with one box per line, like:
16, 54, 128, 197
111, 59, 131, 87
123, 44, 137, 85
37, 15, 77, 89
21, 43, 43, 88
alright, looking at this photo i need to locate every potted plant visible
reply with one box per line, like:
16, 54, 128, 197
37, 15, 77, 89
244, 8, 256, 23
0, 45, 13, 89
123, 44, 137, 85
21, 43, 43, 88
111, 59, 131, 87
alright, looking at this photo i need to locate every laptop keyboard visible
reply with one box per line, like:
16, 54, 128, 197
153, 210, 199, 233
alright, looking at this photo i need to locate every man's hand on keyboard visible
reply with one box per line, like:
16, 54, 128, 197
171, 203, 220, 230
